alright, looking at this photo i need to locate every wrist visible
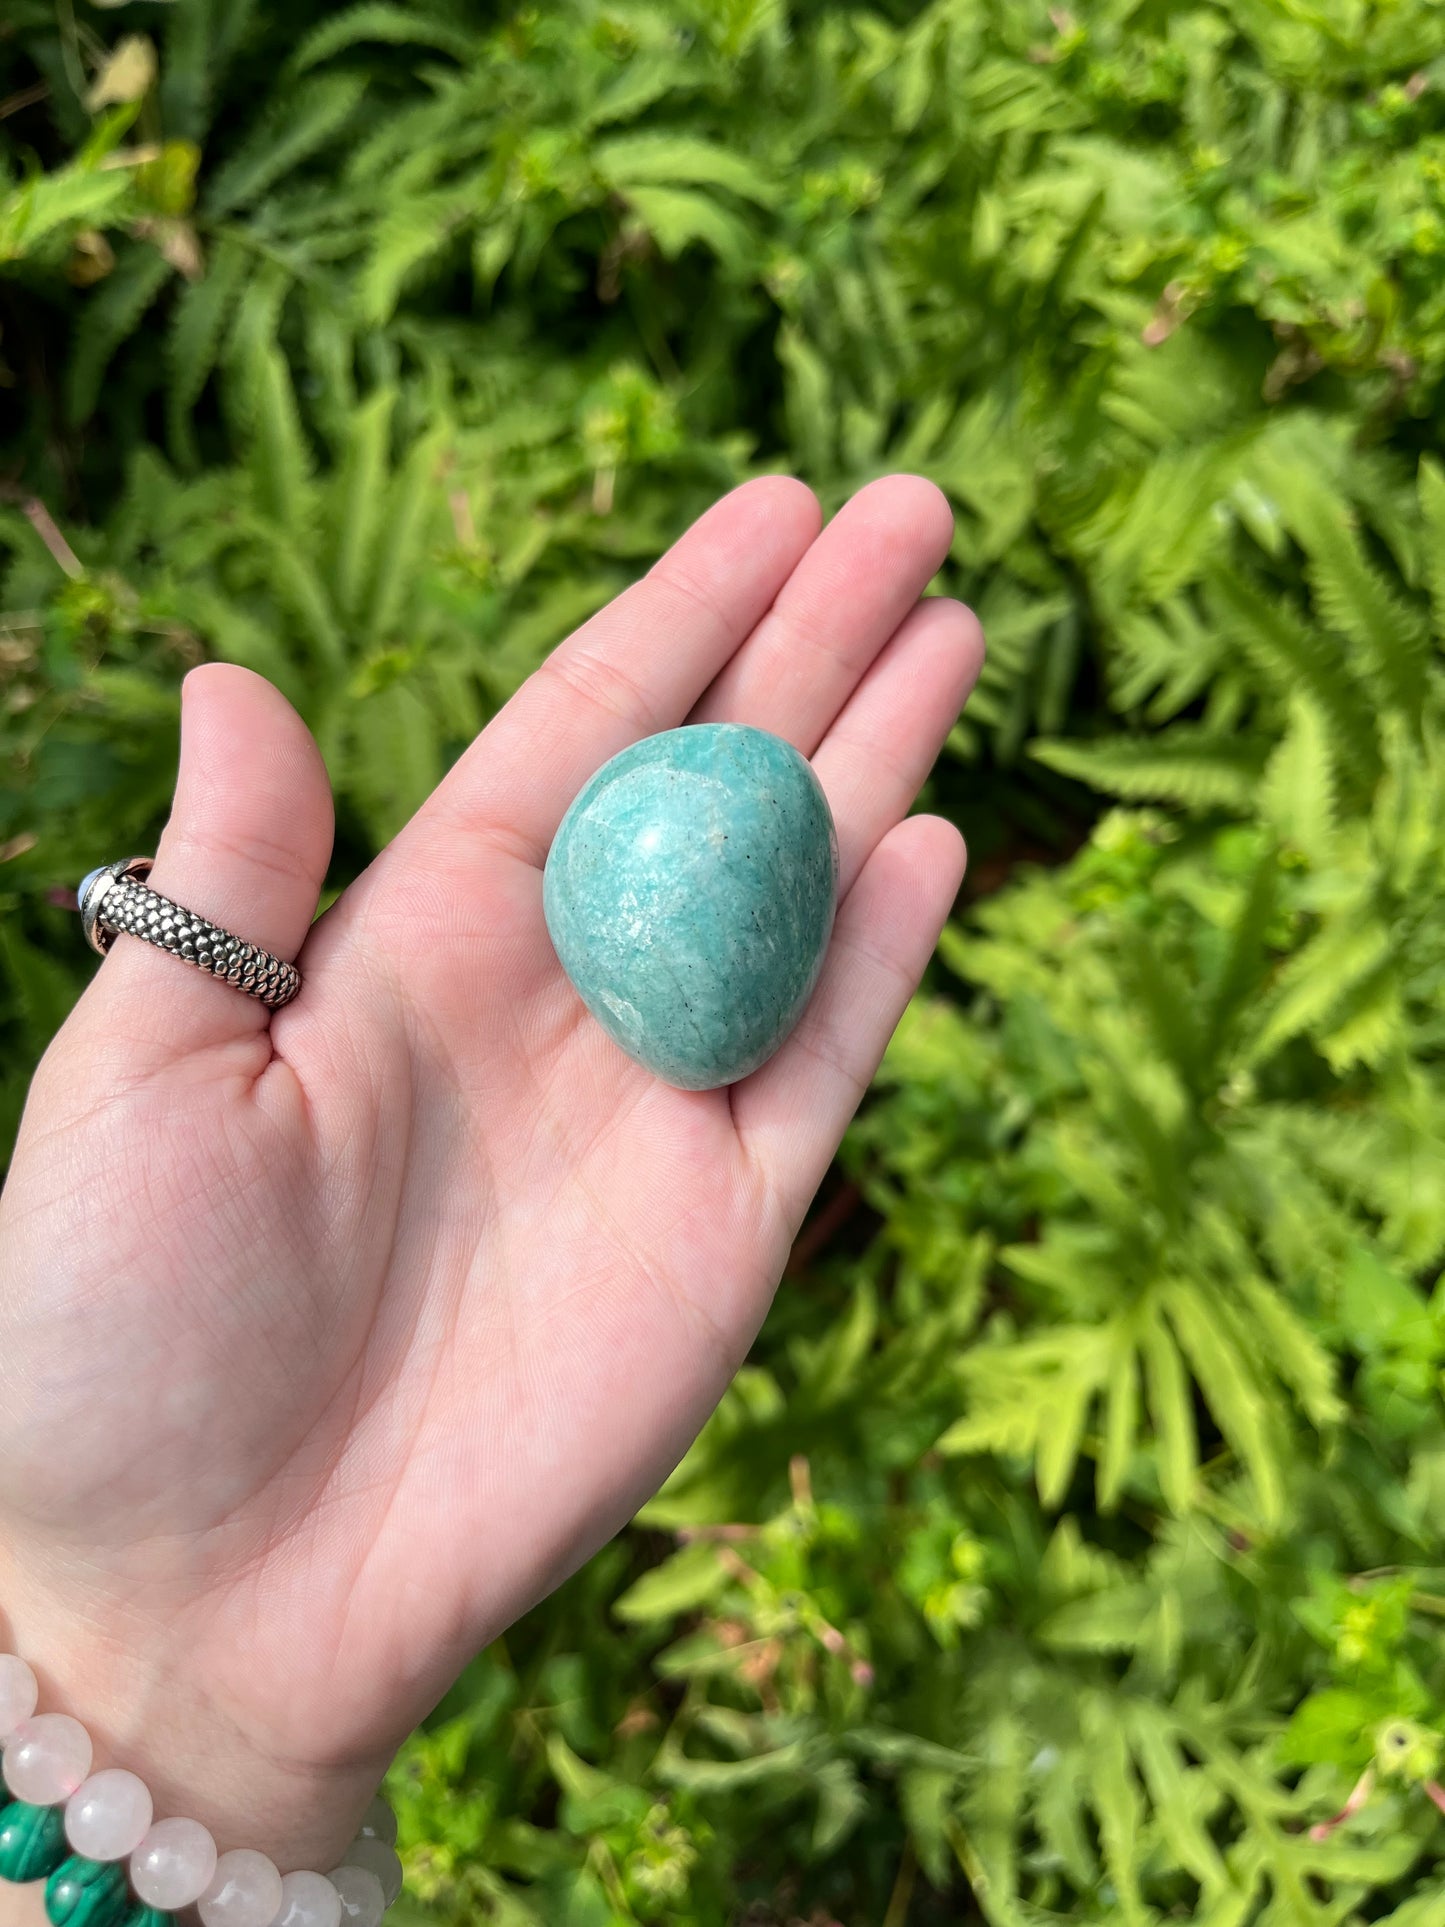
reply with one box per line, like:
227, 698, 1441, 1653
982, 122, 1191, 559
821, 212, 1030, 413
0, 1552, 386, 1890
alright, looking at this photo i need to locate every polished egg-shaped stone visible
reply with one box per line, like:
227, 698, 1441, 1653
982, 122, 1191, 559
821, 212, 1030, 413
543, 724, 838, 1090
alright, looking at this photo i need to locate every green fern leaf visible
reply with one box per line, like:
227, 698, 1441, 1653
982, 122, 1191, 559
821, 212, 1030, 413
1122, 1703, 1230, 1893
1259, 694, 1335, 863
1034, 1755, 1098, 1891
357, 191, 478, 326
1202, 843, 1278, 1068
1098, 1327, 1139, 1512
1249, 912, 1391, 1065
65, 243, 172, 425
292, 4, 476, 71
779, 326, 835, 482
342, 680, 443, 845
1037, 1367, 1094, 1509
1417, 454, 1445, 640
1206, 564, 1378, 787
1292, 497, 1429, 722
206, 72, 367, 215
595, 134, 779, 207
1235, 1275, 1343, 1430
1030, 728, 1266, 812
166, 232, 249, 462
221, 266, 288, 429
1371, 716, 1438, 897
1038, 1583, 1154, 1653
332, 385, 396, 623
365, 421, 450, 645
1164, 1281, 1285, 1526
1081, 1696, 1147, 1925
1318, 960, 1404, 1074
248, 343, 314, 531
0, 137, 135, 263
1111, 601, 1222, 723
1141, 1308, 1197, 1515
622, 186, 753, 270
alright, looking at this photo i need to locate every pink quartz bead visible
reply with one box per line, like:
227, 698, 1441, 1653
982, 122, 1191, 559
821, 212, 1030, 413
131, 1815, 219, 1909
1, 1713, 92, 1805
337, 1837, 401, 1907
0, 1656, 38, 1744
270, 1870, 341, 1927
356, 1796, 396, 1846
199, 1847, 284, 1927
65, 1768, 153, 1859
330, 1866, 384, 1927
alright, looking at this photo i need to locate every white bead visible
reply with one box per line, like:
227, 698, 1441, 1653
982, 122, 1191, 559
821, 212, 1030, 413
330, 1866, 384, 1927
65, 1768, 153, 1859
200, 1848, 284, 1927
338, 1837, 402, 1907
131, 1815, 219, 1909
1, 1713, 92, 1805
356, 1796, 396, 1846
0, 1656, 38, 1744
269, 1870, 341, 1927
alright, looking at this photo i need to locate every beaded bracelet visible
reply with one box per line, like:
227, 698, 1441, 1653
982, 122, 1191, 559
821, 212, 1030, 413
0, 1653, 401, 1927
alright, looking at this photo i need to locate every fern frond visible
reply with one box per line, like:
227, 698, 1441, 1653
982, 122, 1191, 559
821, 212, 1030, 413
1416, 454, 1445, 643
1031, 728, 1267, 812
166, 232, 249, 461
331, 385, 396, 623
622, 186, 754, 270
1206, 563, 1379, 787
0, 123, 137, 263
206, 72, 367, 215
1249, 912, 1392, 1066
1110, 600, 1222, 724
1291, 497, 1429, 722
1259, 694, 1336, 863
1164, 1280, 1285, 1526
357, 191, 480, 326
365, 421, 450, 645
247, 343, 314, 531
65, 244, 172, 425
595, 134, 778, 208
291, 4, 476, 72
1317, 960, 1404, 1074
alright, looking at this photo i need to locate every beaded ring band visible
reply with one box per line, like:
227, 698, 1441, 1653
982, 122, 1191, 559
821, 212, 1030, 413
0, 1653, 401, 1927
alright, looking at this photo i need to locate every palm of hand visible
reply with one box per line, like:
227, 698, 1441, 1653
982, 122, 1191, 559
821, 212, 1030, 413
0, 478, 979, 1848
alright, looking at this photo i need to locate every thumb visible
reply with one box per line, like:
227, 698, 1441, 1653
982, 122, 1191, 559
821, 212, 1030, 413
74, 663, 334, 1068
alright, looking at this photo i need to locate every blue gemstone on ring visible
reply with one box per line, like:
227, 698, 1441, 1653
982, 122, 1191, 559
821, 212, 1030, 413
77, 867, 109, 912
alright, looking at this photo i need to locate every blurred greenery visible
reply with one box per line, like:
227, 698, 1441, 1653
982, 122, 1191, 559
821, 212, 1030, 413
5, 0, 1445, 1919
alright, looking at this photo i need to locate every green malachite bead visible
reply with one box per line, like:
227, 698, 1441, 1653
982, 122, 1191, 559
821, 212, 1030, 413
118, 1909, 170, 1927
44, 1856, 130, 1927
544, 724, 839, 1090
0, 1801, 69, 1883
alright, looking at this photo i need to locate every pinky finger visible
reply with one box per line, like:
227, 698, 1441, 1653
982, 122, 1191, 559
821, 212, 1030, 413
732, 813, 967, 1234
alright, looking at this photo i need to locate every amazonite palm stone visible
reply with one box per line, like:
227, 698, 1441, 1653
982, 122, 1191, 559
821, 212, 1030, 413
544, 724, 839, 1090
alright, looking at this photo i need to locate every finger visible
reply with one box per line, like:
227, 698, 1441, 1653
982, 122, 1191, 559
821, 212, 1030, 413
416, 476, 822, 867
687, 474, 955, 753
811, 596, 984, 898
76, 664, 334, 1067
733, 813, 966, 1230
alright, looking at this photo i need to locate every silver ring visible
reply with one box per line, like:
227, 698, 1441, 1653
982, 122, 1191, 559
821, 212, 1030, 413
77, 858, 302, 1010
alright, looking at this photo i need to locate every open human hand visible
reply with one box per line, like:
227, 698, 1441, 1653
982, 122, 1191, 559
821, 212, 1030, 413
0, 476, 983, 1874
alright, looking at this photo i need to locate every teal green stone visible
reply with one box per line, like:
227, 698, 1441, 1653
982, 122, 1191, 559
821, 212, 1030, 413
44, 1857, 129, 1927
118, 1909, 169, 1927
544, 723, 838, 1089
0, 1801, 69, 1884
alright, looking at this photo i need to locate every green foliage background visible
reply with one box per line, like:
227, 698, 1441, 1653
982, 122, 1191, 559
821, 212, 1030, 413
6, 1, 1445, 1920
